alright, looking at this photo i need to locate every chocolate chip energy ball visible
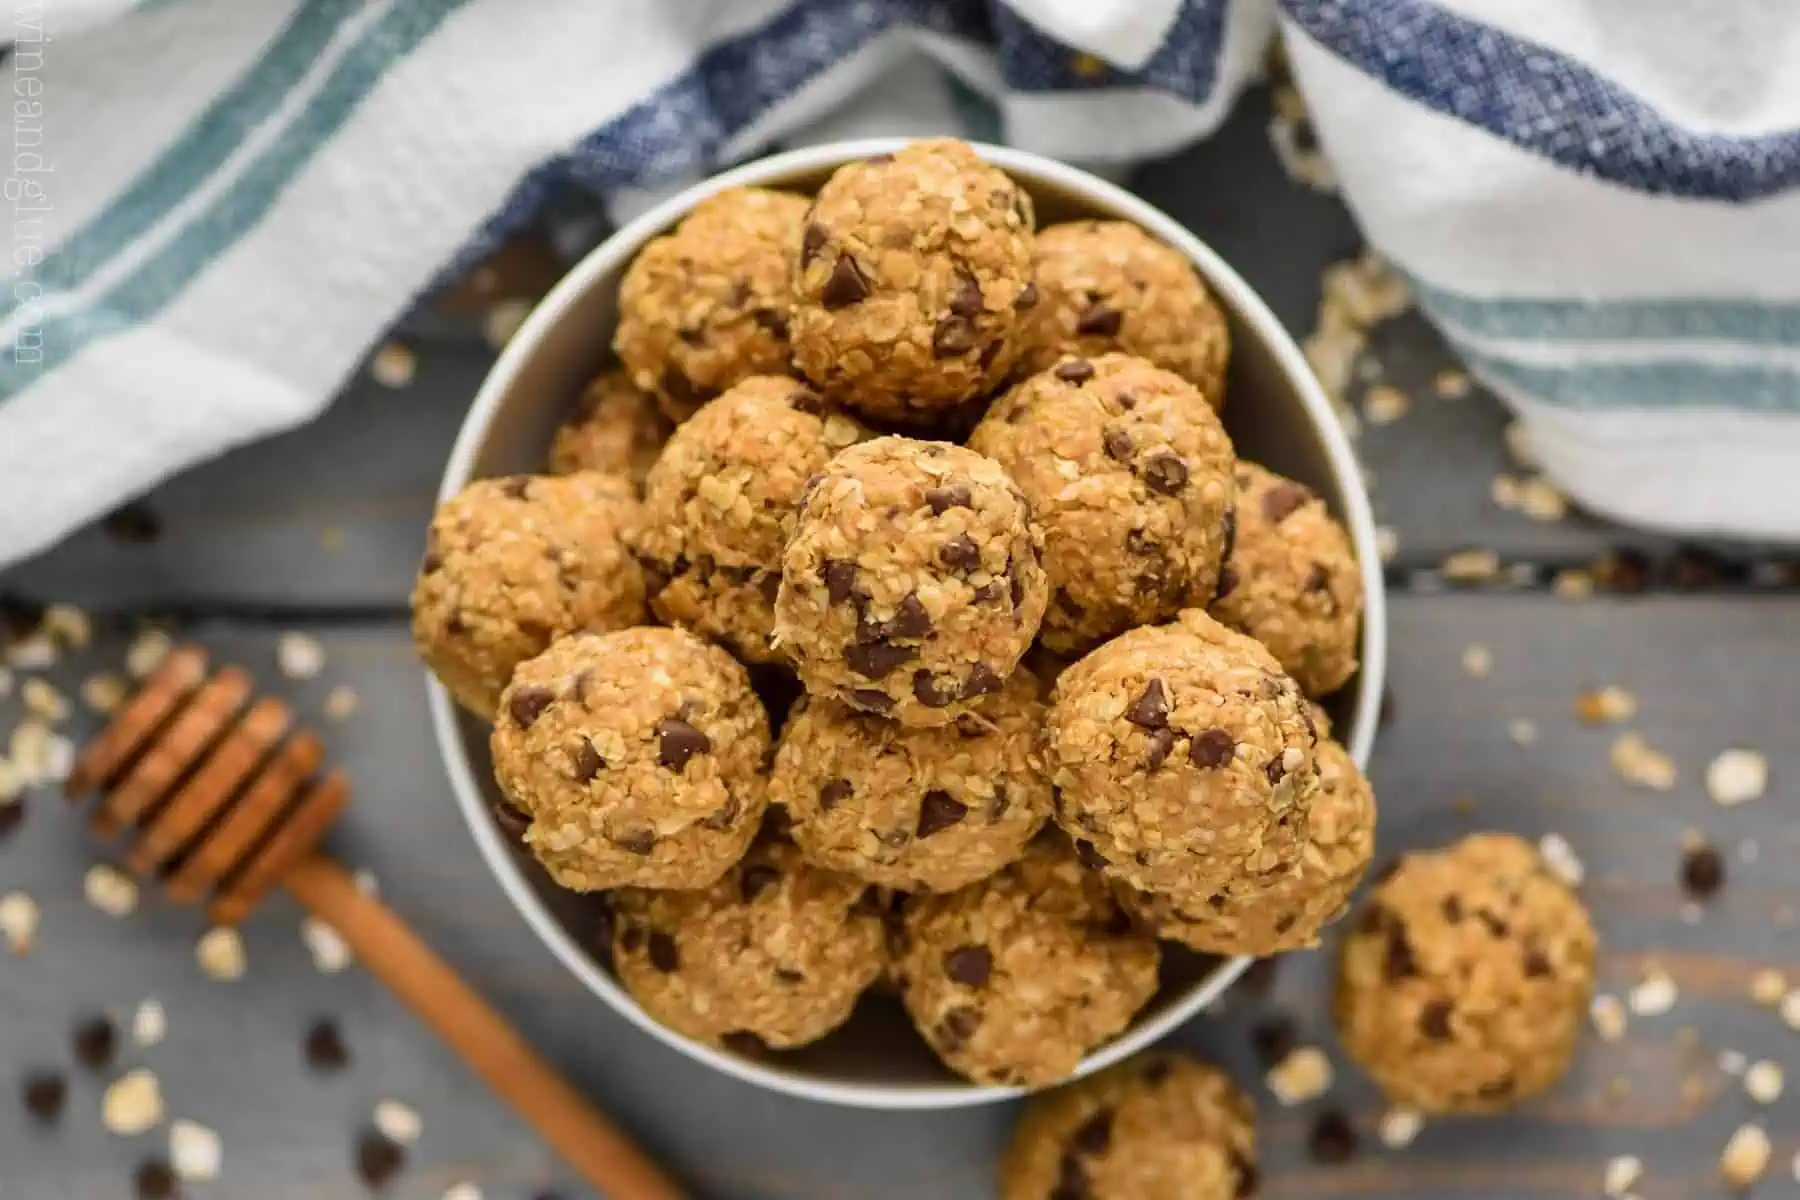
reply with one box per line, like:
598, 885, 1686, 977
894, 836, 1159, 1087
775, 437, 1049, 726
1119, 734, 1375, 955
770, 669, 1051, 892
1001, 1054, 1257, 1200
1211, 462, 1363, 697
635, 376, 870, 662
547, 368, 672, 488
616, 187, 808, 421
412, 473, 646, 718
611, 838, 886, 1050
791, 139, 1036, 422
970, 354, 1236, 654
1020, 221, 1231, 405
490, 628, 769, 891
1045, 609, 1318, 910
1335, 833, 1598, 1113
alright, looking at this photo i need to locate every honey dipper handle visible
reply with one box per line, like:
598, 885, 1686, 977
281, 854, 686, 1200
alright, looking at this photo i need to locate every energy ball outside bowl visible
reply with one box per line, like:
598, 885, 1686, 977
546, 368, 672, 488
489, 628, 770, 892
775, 437, 1049, 727
611, 838, 886, 1051
1117, 733, 1375, 956
1209, 461, 1363, 698
634, 375, 871, 663
790, 139, 1037, 422
615, 187, 809, 421
1019, 220, 1231, 406
411, 472, 646, 719
1045, 609, 1318, 911
1334, 832, 1598, 1114
1000, 1052, 1257, 1200
970, 354, 1236, 656
894, 835, 1160, 1088
769, 668, 1052, 893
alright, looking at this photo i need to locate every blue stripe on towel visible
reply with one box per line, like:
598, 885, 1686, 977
1410, 276, 1800, 346
1445, 337, 1800, 414
1281, 0, 1800, 202
990, 0, 1230, 99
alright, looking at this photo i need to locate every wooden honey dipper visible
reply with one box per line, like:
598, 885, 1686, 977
64, 644, 685, 1200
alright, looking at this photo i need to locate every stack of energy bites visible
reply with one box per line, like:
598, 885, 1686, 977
412, 139, 1596, 1198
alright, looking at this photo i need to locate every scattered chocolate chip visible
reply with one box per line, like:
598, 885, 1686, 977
614, 830, 655, 856
1251, 1015, 1297, 1069
1190, 728, 1235, 768
949, 271, 983, 318
1013, 282, 1039, 311
820, 255, 870, 309
660, 366, 718, 411
932, 316, 978, 358
960, 663, 1002, 699
784, 387, 824, 417
845, 639, 916, 680
1264, 754, 1289, 785
1075, 304, 1123, 337
740, 863, 781, 903
1070, 1108, 1114, 1155
619, 926, 644, 954
1142, 1058, 1173, 1086
677, 324, 706, 347
1009, 571, 1026, 610
917, 790, 969, 838
971, 581, 1004, 605
940, 534, 982, 571
1213, 566, 1239, 601
1477, 1076, 1515, 1101
0, 797, 23, 841
721, 1031, 767, 1055
1308, 1109, 1359, 1165
847, 688, 894, 714
1477, 910, 1510, 939
647, 931, 680, 973
1522, 945, 1552, 977
134, 1159, 178, 1200
978, 339, 1005, 371
1419, 999, 1454, 1039
886, 594, 932, 639
985, 789, 1009, 822
304, 1019, 350, 1072
1304, 562, 1331, 593
700, 796, 741, 831
655, 718, 710, 770
1101, 427, 1132, 462
21, 1071, 65, 1123
822, 560, 858, 604
1440, 895, 1464, 923
1218, 506, 1237, 561
356, 1131, 406, 1190
72, 1015, 116, 1070
773, 967, 804, 985
1144, 728, 1176, 770
500, 475, 533, 500
935, 1006, 981, 1052
1126, 679, 1169, 728
1142, 452, 1189, 495
912, 670, 959, 709
570, 740, 604, 783
1231, 1153, 1260, 1197
1262, 481, 1312, 523
1054, 358, 1094, 383
1384, 925, 1419, 980
751, 307, 790, 338
102, 502, 162, 543
508, 685, 554, 728
1075, 839, 1108, 870
819, 779, 853, 811
1681, 843, 1725, 898
944, 945, 992, 987
490, 800, 531, 840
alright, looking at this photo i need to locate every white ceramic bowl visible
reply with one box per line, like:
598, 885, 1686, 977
428, 139, 1386, 1111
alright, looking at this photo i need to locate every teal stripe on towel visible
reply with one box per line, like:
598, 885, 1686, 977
0, 0, 363, 325
1450, 338, 1800, 414
1412, 274, 1800, 346
0, 0, 466, 394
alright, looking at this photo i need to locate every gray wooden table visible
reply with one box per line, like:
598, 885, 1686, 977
5, 88, 1799, 1199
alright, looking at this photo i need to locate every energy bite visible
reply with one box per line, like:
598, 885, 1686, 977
770, 669, 1051, 892
546, 368, 672, 488
412, 473, 645, 718
615, 187, 808, 421
611, 838, 886, 1050
894, 836, 1159, 1087
1211, 462, 1363, 697
1045, 609, 1318, 909
791, 139, 1037, 422
775, 437, 1049, 726
635, 376, 869, 662
1118, 734, 1375, 955
1019, 221, 1231, 405
1335, 833, 1598, 1113
1000, 1053, 1257, 1200
490, 628, 769, 891
970, 354, 1236, 654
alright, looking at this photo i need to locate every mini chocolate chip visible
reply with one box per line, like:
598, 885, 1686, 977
1308, 1109, 1358, 1165
1419, 999, 1454, 1039
21, 1071, 65, 1123
845, 639, 916, 680
656, 718, 711, 769
615, 830, 655, 856
1054, 358, 1094, 383
1251, 1015, 1297, 1068
933, 315, 978, 358
1214, 566, 1239, 601
0, 797, 24, 841
73, 1015, 116, 1069
721, 1031, 767, 1055
1075, 304, 1123, 337
1682, 843, 1725, 898
647, 931, 680, 972
1075, 839, 1108, 870
940, 534, 982, 571
500, 475, 532, 500
978, 339, 1004, 371
936, 1006, 981, 1051
1145, 727, 1176, 770
917, 790, 969, 838
491, 800, 531, 840
740, 863, 781, 903
356, 1132, 406, 1190
972, 581, 1004, 605
1265, 754, 1289, 785
1009, 571, 1026, 609
819, 779, 853, 810
570, 740, 604, 782
700, 796, 741, 831
1190, 729, 1235, 768
1262, 481, 1312, 523
774, 967, 804, 985
985, 788, 1009, 822
886, 594, 932, 639
1142, 452, 1189, 495
508, 685, 554, 728
960, 663, 1003, 699
1478, 1076, 1515, 1100
304, 1019, 350, 1071
102, 502, 162, 543
1477, 910, 1510, 938
677, 324, 706, 347
944, 945, 992, 986
1142, 1059, 1173, 1086
1522, 945, 1552, 977
847, 688, 894, 714
1014, 282, 1039, 311
925, 484, 973, 514
1070, 1108, 1113, 1155
912, 670, 959, 708
1304, 562, 1331, 593
752, 307, 790, 337
946, 273, 984, 321
134, 1159, 178, 1200
1125, 679, 1169, 729
1384, 925, 1419, 980
822, 560, 858, 604
1441, 895, 1464, 922
1232, 1154, 1260, 1197
820, 255, 870, 308
1219, 506, 1237, 560
1101, 427, 1132, 462
620, 926, 644, 953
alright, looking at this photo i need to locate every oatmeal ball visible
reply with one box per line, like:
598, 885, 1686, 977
490, 628, 769, 891
611, 838, 886, 1050
1118, 733, 1375, 955
894, 836, 1159, 1087
1335, 833, 1598, 1113
1045, 609, 1318, 909
770, 669, 1052, 892
546, 368, 672, 488
1001, 1053, 1257, 1200
635, 376, 870, 662
775, 437, 1049, 726
1020, 221, 1231, 405
970, 354, 1236, 654
412, 473, 646, 718
791, 139, 1037, 422
615, 187, 808, 421
1211, 462, 1363, 697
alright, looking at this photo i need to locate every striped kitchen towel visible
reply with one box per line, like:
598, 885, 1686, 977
1, 0, 1797, 569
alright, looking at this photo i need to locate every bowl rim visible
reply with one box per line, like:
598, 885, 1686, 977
427, 137, 1388, 1111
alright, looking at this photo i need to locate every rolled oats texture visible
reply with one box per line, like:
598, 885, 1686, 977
611, 838, 886, 1050
489, 628, 769, 892
775, 437, 1048, 727
790, 139, 1036, 420
195, 926, 246, 981
615, 186, 808, 421
970, 354, 1236, 655
546, 367, 672, 488
411, 472, 646, 719
103, 1069, 164, 1136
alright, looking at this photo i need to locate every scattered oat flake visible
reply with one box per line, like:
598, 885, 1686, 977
1611, 733, 1676, 791
1375, 526, 1399, 564
21, 677, 69, 723
127, 629, 173, 679
1377, 1106, 1422, 1149
195, 926, 246, 981
1720, 1124, 1770, 1189
1603, 1155, 1642, 1197
7, 631, 56, 669
1508, 718, 1539, 746
323, 685, 359, 723
0, 757, 20, 802
1780, 989, 1800, 1031
170, 1119, 221, 1181
133, 999, 167, 1047
43, 602, 91, 648
441, 1185, 483, 1200
1706, 748, 1767, 807
85, 863, 140, 918
1432, 367, 1471, 399
1363, 384, 1410, 426
276, 632, 325, 680
1460, 644, 1493, 679
1745, 1060, 1784, 1105
103, 1069, 164, 1137
1516, 477, 1568, 522
1554, 569, 1596, 600
1, 890, 40, 955
302, 917, 353, 974
374, 1099, 423, 1146
1751, 970, 1786, 1008
1537, 833, 1584, 886
1268, 1046, 1334, 1106
1443, 549, 1500, 583
1576, 685, 1637, 725
484, 299, 532, 349
369, 342, 417, 389
1590, 993, 1628, 1042
1490, 474, 1520, 511
82, 672, 127, 714
1629, 969, 1678, 1017
1503, 421, 1539, 469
